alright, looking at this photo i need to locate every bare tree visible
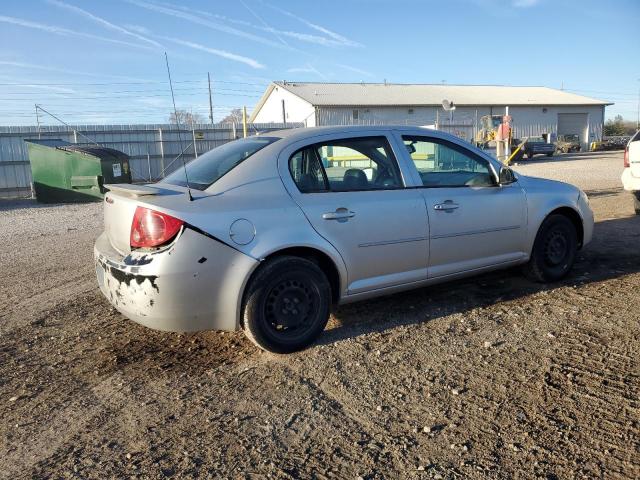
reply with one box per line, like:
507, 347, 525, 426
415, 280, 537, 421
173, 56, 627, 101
218, 108, 243, 124
168, 109, 205, 125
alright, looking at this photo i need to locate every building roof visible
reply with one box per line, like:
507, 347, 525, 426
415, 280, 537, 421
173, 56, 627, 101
252, 82, 611, 119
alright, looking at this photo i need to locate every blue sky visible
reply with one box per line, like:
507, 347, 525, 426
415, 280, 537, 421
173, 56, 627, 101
0, 0, 638, 125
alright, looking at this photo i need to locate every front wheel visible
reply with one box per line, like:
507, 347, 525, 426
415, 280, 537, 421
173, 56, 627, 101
523, 214, 578, 282
242, 256, 331, 353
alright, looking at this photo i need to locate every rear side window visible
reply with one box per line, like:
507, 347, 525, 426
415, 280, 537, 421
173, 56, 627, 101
163, 136, 278, 190
289, 136, 403, 193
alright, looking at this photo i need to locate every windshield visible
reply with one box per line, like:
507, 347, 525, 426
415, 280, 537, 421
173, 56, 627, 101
528, 136, 545, 143
163, 136, 279, 190
560, 134, 579, 142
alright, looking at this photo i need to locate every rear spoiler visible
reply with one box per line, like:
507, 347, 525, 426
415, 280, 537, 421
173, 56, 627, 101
104, 183, 162, 197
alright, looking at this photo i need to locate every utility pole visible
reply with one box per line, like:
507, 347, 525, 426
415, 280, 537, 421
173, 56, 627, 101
208, 72, 214, 125
34, 104, 41, 139
242, 106, 248, 138
281, 99, 286, 126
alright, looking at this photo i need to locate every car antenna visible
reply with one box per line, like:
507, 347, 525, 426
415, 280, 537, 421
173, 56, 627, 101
165, 52, 194, 201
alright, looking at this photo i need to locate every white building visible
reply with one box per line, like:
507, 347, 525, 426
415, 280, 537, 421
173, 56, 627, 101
250, 82, 612, 150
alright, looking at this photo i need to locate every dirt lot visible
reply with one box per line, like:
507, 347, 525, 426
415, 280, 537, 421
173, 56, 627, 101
1, 151, 638, 479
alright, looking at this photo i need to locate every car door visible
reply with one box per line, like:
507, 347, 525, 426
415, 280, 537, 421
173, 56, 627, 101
398, 134, 527, 278
280, 133, 429, 294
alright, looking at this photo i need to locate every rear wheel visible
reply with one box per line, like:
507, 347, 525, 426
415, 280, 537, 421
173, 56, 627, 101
634, 192, 640, 215
523, 214, 578, 282
546, 152, 553, 157
242, 256, 331, 353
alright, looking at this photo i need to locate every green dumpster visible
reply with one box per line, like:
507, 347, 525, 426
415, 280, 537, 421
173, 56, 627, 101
25, 139, 133, 203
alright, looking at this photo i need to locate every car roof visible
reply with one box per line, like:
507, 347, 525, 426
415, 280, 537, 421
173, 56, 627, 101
259, 125, 452, 143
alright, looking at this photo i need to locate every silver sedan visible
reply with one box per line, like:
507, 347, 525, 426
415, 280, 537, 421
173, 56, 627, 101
94, 126, 594, 353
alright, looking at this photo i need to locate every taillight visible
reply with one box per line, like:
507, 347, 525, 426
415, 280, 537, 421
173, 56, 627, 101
624, 147, 630, 168
130, 206, 183, 249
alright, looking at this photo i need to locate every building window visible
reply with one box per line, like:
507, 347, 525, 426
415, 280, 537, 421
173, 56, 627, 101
542, 107, 548, 113
408, 108, 414, 114
352, 109, 359, 120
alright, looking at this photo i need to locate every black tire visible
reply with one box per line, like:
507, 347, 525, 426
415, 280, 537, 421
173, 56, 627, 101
527, 152, 535, 159
242, 256, 331, 353
546, 152, 553, 157
523, 214, 578, 283
634, 192, 640, 215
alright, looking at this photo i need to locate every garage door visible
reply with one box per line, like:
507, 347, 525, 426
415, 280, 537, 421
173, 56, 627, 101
557, 113, 588, 146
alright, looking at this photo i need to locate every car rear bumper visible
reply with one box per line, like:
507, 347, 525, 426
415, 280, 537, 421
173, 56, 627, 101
621, 168, 640, 192
578, 191, 594, 248
94, 228, 259, 332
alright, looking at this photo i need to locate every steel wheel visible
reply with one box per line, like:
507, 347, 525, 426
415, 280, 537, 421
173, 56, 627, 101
523, 214, 578, 283
242, 256, 331, 353
264, 276, 316, 337
544, 229, 570, 266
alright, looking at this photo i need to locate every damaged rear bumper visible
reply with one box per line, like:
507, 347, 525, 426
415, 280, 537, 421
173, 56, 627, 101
94, 228, 259, 332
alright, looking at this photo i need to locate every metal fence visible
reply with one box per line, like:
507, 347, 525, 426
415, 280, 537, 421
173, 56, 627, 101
0, 122, 302, 198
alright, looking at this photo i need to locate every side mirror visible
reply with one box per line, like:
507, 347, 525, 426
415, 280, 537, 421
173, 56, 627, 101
499, 166, 516, 185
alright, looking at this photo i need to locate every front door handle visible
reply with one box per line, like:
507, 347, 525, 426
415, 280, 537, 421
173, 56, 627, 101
434, 200, 459, 212
322, 207, 355, 220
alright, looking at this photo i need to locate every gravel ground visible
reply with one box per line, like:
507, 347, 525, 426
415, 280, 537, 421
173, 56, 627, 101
1, 151, 638, 479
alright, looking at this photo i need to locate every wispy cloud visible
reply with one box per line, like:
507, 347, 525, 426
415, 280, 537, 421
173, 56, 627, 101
133, 0, 348, 49
46, 0, 163, 48
237, 0, 289, 47
0, 15, 153, 50
263, 3, 362, 48
191, 8, 347, 47
161, 37, 265, 69
123, 24, 152, 36
9, 84, 76, 94
287, 63, 329, 80
0, 61, 149, 82
125, 0, 287, 50
336, 63, 375, 78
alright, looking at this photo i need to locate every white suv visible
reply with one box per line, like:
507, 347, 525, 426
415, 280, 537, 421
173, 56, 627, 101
622, 130, 640, 215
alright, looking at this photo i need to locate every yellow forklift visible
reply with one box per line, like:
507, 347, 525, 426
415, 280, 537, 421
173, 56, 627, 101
474, 115, 504, 148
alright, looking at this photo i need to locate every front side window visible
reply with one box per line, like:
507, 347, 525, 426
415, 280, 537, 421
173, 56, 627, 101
163, 136, 278, 190
402, 136, 495, 188
289, 136, 403, 192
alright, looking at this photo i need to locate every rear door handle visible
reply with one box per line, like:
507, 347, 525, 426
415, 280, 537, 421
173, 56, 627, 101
322, 207, 355, 220
434, 201, 459, 212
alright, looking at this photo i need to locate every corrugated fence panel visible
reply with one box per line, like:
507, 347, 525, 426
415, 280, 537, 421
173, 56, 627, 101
0, 122, 300, 198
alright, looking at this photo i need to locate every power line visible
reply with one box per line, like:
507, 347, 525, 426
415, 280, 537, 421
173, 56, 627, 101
0, 92, 261, 102
0, 87, 264, 95
0, 79, 268, 87
0, 106, 239, 113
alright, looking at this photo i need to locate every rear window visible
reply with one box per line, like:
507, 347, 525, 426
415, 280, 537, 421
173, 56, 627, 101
162, 136, 278, 190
